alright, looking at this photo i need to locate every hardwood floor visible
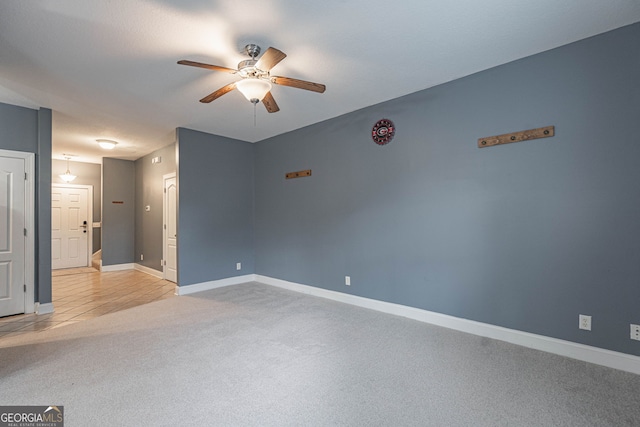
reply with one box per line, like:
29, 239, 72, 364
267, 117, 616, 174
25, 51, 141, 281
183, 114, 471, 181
0, 268, 175, 339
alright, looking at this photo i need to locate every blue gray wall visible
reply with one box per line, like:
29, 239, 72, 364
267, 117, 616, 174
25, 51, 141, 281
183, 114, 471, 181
36, 108, 52, 303
102, 158, 135, 266
254, 23, 640, 355
176, 128, 254, 286
135, 143, 176, 272
0, 102, 52, 304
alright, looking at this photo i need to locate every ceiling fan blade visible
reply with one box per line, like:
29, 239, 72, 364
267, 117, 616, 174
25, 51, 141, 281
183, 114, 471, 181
200, 82, 237, 103
262, 91, 280, 113
255, 47, 287, 71
177, 60, 237, 74
271, 76, 326, 93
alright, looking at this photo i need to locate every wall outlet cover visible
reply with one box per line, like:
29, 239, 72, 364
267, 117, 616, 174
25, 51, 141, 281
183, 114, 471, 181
579, 314, 592, 331
631, 324, 640, 341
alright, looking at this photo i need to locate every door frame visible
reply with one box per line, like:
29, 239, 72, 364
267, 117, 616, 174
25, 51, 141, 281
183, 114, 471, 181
51, 183, 94, 268
162, 172, 176, 282
0, 149, 35, 314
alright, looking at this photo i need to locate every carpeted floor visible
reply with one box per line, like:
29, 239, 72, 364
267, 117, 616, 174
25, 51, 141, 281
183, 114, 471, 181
1, 282, 639, 426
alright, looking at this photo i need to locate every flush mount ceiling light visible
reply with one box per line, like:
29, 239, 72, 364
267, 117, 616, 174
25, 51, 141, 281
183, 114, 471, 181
97, 139, 117, 150
235, 78, 272, 104
59, 156, 77, 182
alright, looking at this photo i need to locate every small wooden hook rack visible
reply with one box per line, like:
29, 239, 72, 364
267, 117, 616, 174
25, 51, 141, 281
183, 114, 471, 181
285, 169, 312, 179
478, 126, 554, 148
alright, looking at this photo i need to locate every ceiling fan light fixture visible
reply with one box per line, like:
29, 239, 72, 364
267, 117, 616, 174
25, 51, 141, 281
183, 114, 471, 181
97, 139, 117, 150
236, 78, 272, 103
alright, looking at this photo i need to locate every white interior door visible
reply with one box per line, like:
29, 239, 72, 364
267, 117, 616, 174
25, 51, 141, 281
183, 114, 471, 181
163, 173, 177, 283
52, 185, 91, 269
0, 155, 26, 317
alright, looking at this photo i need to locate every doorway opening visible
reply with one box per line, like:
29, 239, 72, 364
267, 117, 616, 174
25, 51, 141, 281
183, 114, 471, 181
163, 172, 177, 283
51, 184, 93, 270
0, 149, 35, 317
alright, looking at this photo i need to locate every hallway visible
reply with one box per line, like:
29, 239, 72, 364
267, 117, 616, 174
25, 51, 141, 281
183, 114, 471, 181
0, 269, 175, 338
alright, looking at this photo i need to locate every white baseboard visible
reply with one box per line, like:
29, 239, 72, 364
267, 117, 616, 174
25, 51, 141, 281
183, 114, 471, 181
36, 302, 54, 315
101, 263, 135, 272
255, 275, 640, 376
134, 263, 163, 279
175, 274, 257, 296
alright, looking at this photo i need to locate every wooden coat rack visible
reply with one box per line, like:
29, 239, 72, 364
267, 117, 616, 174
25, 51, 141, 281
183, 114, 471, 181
478, 126, 554, 148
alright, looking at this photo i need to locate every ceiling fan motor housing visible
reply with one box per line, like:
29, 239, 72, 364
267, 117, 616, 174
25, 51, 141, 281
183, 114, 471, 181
244, 44, 261, 59
238, 59, 269, 79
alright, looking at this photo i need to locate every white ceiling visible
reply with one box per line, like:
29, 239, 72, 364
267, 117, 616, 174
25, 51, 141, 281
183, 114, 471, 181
1, 1, 639, 164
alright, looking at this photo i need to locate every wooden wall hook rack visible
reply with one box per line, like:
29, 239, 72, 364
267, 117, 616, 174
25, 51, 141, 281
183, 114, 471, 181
285, 169, 312, 179
478, 126, 554, 148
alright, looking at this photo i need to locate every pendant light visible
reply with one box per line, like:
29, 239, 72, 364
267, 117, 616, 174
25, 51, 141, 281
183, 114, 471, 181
59, 156, 76, 182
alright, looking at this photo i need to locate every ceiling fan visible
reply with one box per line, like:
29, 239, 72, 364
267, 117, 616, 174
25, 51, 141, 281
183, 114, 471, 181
178, 44, 326, 113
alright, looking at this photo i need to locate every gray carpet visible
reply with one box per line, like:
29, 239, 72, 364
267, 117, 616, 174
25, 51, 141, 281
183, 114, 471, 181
1, 282, 639, 426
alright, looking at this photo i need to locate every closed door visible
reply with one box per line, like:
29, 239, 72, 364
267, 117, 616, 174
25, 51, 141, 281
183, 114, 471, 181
0, 156, 26, 317
163, 174, 177, 283
52, 186, 89, 269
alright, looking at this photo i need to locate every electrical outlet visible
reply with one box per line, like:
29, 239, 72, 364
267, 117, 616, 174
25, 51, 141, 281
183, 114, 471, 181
579, 314, 592, 331
236, 262, 241, 271
631, 324, 640, 341
345, 276, 351, 286
140, 254, 143, 261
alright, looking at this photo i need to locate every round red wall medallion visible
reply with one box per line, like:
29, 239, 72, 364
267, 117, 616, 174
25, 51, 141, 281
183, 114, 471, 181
372, 119, 395, 145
